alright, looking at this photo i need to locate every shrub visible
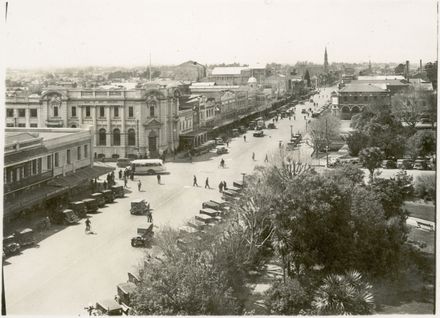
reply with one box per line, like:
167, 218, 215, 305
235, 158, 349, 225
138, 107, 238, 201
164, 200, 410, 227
415, 174, 436, 201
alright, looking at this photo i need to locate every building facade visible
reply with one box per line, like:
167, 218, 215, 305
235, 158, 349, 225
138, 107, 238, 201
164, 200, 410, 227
5, 86, 180, 159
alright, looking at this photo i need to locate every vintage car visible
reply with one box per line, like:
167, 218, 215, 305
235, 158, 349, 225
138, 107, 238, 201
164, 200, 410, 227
200, 208, 221, 218
3, 235, 21, 256
91, 193, 106, 208
130, 199, 151, 215
61, 209, 80, 225
222, 189, 240, 201
187, 217, 213, 230
396, 158, 414, 170
253, 130, 264, 137
111, 185, 125, 199
201, 200, 228, 212
16, 228, 35, 247
238, 126, 247, 133
216, 146, 228, 155
116, 281, 137, 314
94, 299, 123, 316
69, 201, 87, 218
179, 225, 200, 236
83, 198, 99, 213
215, 137, 225, 145
233, 180, 244, 188
131, 223, 154, 247
102, 189, 115, 203
267, 123, 276, 129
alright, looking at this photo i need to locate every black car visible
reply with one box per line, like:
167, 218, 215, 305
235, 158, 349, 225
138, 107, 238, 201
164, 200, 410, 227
253, 131, 264, 137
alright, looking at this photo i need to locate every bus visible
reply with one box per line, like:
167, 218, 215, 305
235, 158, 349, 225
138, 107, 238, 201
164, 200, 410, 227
130, 159, 166, 175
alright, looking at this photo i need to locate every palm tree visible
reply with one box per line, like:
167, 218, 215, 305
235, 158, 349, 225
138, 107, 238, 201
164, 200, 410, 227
312, 270, 375, 315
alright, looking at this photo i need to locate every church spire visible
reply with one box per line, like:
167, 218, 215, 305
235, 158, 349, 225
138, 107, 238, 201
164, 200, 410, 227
324, 47, 329, 73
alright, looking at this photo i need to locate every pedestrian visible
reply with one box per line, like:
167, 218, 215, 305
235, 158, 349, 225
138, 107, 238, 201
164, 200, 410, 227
119, 169, 122, 180
252, 152, 255, 161
220, 158, 225, 168
188, 152, 192, 162
193, 175, 199, 187
243, 135, 246, 142
138, 180, 142, 192
124, 176, 128, 188
85, 217, 91, 233
130, 171, 134, 181
265, 154, 269, 162
294, 115, 296, 120
279, 141, 282, 148
226, 140, 229, 147
157, 174, 161, 184
147, 210, 153, 223
219, 181, 224, 193
205, 177, 211, 189
304, 115, 306, 120
223, 180, 227, 190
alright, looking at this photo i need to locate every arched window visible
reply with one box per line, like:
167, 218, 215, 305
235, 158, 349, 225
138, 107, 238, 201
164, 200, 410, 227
149, 101, 156, 117
113, 128, 121, 146
71, 125, 77, 128
99, 128, 106, 146
128, 129, 136, 146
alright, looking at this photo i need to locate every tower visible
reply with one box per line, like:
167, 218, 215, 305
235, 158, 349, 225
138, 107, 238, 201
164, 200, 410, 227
324, 47, 329, 73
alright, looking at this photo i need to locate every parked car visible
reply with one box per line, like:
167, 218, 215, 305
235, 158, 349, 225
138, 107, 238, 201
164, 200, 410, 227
301, 109, 307, 114
216, 146, 228, 155
61, 209, 80, 225
91, 193, 106, 208
267, 123, 276, 129
116, 158, 131, 168
396, 159, 414, 170
130, 199, 151, 215
101, 189, 114, 203
94, 299, 123, 316
253, 130, 264, 137
111, 185, 125, 199
16, 228, 35, 247
3, 235, 21, 256
238, 126, 247, 133
413, 159, 429, 170
131, 223, 154, 247
83, 198, 99, 213
381, 159, 397, 169
215, 137, 225, 145
69, 201, 87, 218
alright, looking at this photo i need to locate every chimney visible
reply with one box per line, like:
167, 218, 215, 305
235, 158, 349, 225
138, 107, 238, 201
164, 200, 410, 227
405, 60, 410, 79
420, 59, 423, 72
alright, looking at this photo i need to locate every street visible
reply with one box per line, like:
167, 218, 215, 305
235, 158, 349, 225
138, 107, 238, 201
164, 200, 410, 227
3, 87, 334, 315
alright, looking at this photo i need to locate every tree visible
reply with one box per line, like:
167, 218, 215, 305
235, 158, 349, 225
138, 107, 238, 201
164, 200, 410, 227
424, 61, 437, 90
405, 130, 436, 159
264, 278, 310, 314
311, 271, 375, 315
359, 147, 384, 180
394, 63, 406, 75
304, 70, 311, 87
308, 114, 340, 158
346, 131, 370, 156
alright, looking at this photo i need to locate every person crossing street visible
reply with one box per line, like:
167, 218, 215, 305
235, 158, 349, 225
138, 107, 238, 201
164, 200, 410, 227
205, 177, 211, 189
193, 175, 199, 187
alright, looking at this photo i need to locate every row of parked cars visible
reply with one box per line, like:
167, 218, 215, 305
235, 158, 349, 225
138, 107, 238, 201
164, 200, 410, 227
3, 183, 125, 259
329, 157, 434, 171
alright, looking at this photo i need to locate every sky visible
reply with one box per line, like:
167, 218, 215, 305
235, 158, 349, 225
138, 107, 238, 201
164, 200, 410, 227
2, 0, 439, 68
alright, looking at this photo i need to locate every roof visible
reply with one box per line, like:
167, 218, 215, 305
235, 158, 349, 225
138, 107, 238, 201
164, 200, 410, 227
211, 67, 249, 75
339, 83, 388, 93
354, 79, 408, 86
4, 145, 48, 166
48, 165, 115, 188
5, 132, 41, 145
357, 75, 405, 81
249, 63, 266, 69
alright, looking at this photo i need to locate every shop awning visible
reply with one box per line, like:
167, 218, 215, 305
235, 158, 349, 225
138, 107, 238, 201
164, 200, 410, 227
4, 185, 68, 217
48, 165, 115, 189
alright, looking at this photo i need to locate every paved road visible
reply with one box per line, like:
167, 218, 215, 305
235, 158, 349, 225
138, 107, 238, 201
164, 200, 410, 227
3, 87, 334, 315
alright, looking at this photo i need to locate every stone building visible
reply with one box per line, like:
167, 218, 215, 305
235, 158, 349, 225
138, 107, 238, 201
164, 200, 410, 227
174, 60, 207, 82
5, 86, 181, 159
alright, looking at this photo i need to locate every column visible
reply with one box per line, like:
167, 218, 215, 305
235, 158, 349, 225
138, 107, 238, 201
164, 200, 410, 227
121, 105, 126, 148
106, 106, 111, 146
92, 106, 98, 147
25, 108, 30, 127
77, 105, 82, 127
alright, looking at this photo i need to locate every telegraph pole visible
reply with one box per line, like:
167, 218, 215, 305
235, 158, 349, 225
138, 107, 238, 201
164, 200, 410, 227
325, 118, 329, 167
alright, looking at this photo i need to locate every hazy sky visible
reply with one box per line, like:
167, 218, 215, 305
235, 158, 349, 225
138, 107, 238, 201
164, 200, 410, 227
3, 0, 438, 68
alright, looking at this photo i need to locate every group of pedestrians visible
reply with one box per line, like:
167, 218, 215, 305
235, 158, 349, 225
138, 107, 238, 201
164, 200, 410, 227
218, 180, 228, 193
193, 175, 227, 192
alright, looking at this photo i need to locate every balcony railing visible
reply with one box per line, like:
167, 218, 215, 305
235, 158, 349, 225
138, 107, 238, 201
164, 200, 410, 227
4, 170, 53, 194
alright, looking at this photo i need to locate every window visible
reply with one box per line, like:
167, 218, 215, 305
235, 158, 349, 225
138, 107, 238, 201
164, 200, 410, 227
373, 95, 377, 100
18, 123, 26, 127
114, 107, 119, 117
422, 101, 427, 107
30, 109, 37, 117
150, 106, 155, 117
100, 106, 105, 117
71, 125, 77, 128
30, 124, 38, 127
72, 106, 77, 117
129, 107, 134, 118
54, 107, 59, 117
113, 128, 121, 146
6, 109, 14, 117
99, 128, 106, 146
343, 96, 348, 102
84, 144, 88, 158
128, 129, 136, 146
86, 106, 91, 117
47, 155, 52, 170
77, 146, 81, 160
6, 123, 14, 127
18, 109, 25, 117
353, 96, 358, 101
67, 149, 71, 164
32, 159, 37, 175
364, 96, 368, 101
55, 153, 59, 167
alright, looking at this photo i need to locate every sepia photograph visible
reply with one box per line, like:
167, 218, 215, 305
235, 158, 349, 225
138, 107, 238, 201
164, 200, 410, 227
1, 0, 438, 315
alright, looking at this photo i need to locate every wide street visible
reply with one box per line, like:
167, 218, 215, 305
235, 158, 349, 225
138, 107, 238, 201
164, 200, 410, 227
3, 87, 334, 315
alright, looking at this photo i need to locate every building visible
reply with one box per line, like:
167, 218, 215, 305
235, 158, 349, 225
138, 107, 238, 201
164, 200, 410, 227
4, 128, 113, 224
5, 86, 181, 159
337, 83, 391, 119
174, 61, 207, 82
208, 67, 251, 85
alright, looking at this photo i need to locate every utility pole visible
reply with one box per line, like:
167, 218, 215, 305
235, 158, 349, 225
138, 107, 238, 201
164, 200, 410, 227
325, 118, 329, 167
149, 52, 152, 82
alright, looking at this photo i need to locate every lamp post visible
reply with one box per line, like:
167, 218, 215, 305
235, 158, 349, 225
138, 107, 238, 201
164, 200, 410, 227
241, 172, 246, 186
290, 125, 293, 138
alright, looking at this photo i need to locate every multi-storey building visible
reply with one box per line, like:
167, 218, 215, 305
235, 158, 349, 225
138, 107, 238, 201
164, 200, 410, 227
4, 128, 112, 224
174, 60, 207, 82
5, 85, 181, 159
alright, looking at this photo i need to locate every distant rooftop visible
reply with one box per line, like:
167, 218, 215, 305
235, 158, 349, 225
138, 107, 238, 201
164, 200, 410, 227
357, 75, 405, 81
211, 67, 249, 75
340, 83, 388, 93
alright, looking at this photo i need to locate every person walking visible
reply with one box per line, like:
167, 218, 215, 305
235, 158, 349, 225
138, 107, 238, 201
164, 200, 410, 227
124, 176, 128, 188
147, 210, 153, 223
218, 181, 224, 193
265, 154, 269, 162
157, 174, 161, 184
220, 158, 225, 168
223, 180, 227, 190
252, 152, 255, 161
243, 135, 246, 142
130, 171, 134, 181
193, 175, 199, 187
205, 177, 211, 189
188, 152, 193, 163
226, 139, 229, 147
137, 180, 142, 192
85, 217, 91, 233
118, 170, 122, 180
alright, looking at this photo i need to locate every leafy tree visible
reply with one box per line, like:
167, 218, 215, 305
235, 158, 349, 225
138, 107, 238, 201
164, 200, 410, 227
415, 174, 436, 201
424, 61, 437, 90
264, 278, 310, 314
311, 271, 375, 315
359, 147, 384, 180
309, 114, 340, 157
346, 131, 370, 156
405, 130, 436, 159
391, 89, 427, 129
394, 63, 406, 75
304, 69, 311, 87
